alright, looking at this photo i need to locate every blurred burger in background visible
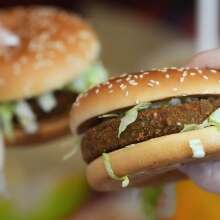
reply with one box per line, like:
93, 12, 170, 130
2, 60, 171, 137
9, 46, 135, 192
0, 5, 107, 220
0, 6, 107, 147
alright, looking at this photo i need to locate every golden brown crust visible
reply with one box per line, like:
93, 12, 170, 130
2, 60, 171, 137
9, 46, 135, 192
6, 113, 69, 146
86, 127, 220, 191
0, 6, 100, 101
71, 68, 220, 134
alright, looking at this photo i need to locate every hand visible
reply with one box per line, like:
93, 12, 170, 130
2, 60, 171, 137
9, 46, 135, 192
179, 48, 220, 194
0, 24, 20, 47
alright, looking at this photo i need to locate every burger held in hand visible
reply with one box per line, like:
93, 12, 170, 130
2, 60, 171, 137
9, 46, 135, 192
71, 67, 220, 191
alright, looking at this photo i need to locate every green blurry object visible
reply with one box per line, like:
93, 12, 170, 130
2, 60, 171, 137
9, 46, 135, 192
141, 186, 163, 220
0, 103, 15, 139
65, 62, 108, 93
0, 175, 89, 220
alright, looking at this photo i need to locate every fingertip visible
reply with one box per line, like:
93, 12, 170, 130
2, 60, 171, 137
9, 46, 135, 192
185, 48, 220, 69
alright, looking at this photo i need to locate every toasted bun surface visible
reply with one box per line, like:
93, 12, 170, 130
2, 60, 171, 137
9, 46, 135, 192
6, 113, 69, 146
86, 127, 220, 191
71, 68, 220, 134
0, 6, 100, 101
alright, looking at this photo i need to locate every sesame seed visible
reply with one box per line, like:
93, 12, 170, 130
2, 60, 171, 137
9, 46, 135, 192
109, 90, 113, 93
116, 79, 122, 83
218, 80, 220, 84
202, 75, 208, 80
170, 67, 177, 70
165, 74, 170, 79
128, 80, 138, 86
147, 83, 154, 87
125, 91, 129, 96
178, 67, 184, 71
120, 84, 127, 90
185, 67, 190, 70
177, 122, 182, 126
95, 89, 99, 94
135, 99, 140, 104
139, 74, 144, 78
108, 84, 113, 89
143, 72, 149, 75
211, 69, 217, 73
161, 69, 167, 72
173, 87, 178, 91
198, 70, 203, 74
190, 72, 196, 76
182, 71, 188, 77
134, 75, 138, 79
120, 73, 127, 77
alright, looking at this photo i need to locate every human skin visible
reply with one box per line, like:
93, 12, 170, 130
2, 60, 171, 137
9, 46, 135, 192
180, 48, 220, 194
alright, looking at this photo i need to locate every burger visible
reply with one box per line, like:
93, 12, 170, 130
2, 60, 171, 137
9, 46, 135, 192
71, 67, 220, 191
0, 6, 107, 188
0, 6, 107, 146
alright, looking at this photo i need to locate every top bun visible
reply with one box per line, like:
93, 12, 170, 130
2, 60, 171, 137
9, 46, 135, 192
71, 67, 220, 134
0, 6, 100, 101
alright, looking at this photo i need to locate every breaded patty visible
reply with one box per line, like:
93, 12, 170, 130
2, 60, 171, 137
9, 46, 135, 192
82, 97, 220, 163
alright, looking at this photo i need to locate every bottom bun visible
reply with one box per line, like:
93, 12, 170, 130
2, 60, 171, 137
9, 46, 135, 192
6, 113, 69, 147
86, 127, 220, 191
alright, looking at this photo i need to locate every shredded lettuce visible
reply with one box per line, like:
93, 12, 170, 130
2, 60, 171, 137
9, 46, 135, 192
141, 186, 163, 220
102, 153, 129, 188
98, 113, 119, 118
15, 101, 38, 134
37, 92, 57, 113
181, 107, 220, 133
63, 136, 81, 160
0, 103, 15, 139
181, 124, 201, 132
189, 139, 205, 158
0, 129, 6, 195
118, 102, 151, 137
65, 62, 108, 93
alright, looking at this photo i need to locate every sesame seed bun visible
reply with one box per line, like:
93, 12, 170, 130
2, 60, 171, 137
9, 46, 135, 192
70, 67, 220, 190
87, 127, 220, 191
71, 68, 220, 134
0, 6, 100, 101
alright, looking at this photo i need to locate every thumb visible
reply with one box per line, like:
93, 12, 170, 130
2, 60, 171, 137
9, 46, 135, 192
179, 160, 220, 194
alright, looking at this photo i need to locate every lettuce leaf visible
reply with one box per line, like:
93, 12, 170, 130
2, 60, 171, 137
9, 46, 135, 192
141, 186, 163, 220
0, 103, 15, 139
65, 62, 108, 93
102, 153, 129, 188
181, 108, 220, 133
118, 102, 151, 137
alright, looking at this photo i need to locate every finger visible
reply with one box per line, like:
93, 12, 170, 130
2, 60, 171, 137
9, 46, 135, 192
186, 48, 220, 69
179, 161, 220, 194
